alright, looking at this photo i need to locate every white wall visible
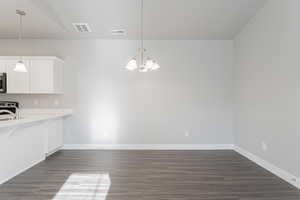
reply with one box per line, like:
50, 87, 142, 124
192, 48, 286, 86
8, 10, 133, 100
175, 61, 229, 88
234, 0, 300, 177
0, 40, 234, 145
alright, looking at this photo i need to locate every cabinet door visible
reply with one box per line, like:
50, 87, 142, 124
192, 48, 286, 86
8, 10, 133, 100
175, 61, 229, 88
0, 122, 46, 184
53, 60, 63, 93
47, 118, 63, 155
6, 60, 30, 94
30, 60, 54, 93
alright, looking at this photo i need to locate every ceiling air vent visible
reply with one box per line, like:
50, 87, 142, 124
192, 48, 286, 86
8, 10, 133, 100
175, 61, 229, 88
111, 29, 126, 36
72, 23, 92, 33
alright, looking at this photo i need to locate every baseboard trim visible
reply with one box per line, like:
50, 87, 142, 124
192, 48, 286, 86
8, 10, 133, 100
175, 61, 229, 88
62, 144, 234, 150
0, 157, 45, 185
46, 145, 63, 157
234, 146, 300, 189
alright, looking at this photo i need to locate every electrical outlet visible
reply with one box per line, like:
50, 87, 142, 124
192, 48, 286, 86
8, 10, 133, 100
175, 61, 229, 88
261, 141, 268, 152
33, 99, 39, 106
54, 99, 60, 106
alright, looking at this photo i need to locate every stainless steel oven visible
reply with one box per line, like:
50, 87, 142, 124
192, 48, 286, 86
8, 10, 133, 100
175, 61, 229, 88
0, 73, 7, 93
0, 101, 19, 121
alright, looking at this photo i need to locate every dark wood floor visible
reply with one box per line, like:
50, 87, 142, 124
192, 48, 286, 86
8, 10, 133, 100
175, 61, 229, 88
0, 150, 299, 200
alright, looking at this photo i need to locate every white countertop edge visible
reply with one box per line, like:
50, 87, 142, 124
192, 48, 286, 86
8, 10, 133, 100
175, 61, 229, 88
0, 109, 73, 129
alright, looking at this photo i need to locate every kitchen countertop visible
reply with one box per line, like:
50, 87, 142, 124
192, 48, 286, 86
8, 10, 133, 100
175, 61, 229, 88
0, 109, 72, 129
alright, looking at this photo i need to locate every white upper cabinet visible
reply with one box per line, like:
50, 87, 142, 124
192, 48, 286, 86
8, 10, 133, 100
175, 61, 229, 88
0, 56, 63, 94
30, 59, 63, 94
6, 60, 30, 94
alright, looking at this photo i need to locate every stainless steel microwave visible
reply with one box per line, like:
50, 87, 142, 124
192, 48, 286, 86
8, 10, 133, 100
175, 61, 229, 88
0, 73, 7, 93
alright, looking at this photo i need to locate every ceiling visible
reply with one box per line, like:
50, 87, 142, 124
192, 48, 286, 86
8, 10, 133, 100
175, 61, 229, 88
0, 0, 267, 40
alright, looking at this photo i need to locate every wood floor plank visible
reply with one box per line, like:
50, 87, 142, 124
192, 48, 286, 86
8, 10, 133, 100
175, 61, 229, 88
0, 150, 299, 200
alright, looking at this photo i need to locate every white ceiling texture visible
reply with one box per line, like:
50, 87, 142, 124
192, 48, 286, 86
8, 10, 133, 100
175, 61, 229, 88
0, 0, 267, 40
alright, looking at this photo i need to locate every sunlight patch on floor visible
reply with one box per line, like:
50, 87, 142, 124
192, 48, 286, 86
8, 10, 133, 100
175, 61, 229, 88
52, 173, 111, 200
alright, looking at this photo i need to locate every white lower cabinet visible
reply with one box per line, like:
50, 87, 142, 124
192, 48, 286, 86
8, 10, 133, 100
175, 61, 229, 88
45, 118, 63, 155
0, 123, 46, 184
0, 118, 64, 184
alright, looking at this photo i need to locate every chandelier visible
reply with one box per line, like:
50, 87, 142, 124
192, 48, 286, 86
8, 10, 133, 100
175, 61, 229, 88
125, 0, 160, 72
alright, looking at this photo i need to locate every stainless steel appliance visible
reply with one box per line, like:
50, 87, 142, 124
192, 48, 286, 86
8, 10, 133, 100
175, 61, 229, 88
0, 73, 7, 93
0, 101, 19, 121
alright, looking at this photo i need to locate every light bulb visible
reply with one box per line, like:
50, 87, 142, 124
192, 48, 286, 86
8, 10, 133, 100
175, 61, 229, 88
125, 58, 138, 71
14, 61, 27, 72
139, 65, 148, 72
151, 61, 160, 70
145, 58, 154, 70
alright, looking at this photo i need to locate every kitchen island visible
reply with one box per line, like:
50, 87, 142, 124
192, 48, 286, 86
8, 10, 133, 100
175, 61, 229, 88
0, 109, 72, 184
